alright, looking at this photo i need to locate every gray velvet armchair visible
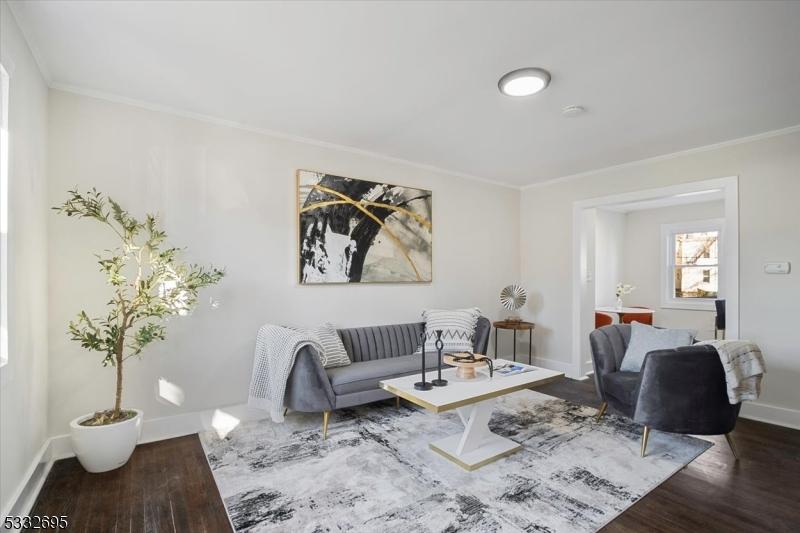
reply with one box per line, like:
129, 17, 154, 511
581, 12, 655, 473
589, 324, 741, 458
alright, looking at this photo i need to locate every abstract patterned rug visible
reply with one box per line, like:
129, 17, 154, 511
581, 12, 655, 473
200, 391, 711, 532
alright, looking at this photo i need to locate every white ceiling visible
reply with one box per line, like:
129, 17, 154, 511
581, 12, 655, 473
9, 1, 800, 187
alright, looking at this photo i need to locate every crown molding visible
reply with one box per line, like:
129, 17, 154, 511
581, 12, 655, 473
48, 82, 520, 191
522, 124, 800, 190
43, 83, 800, 194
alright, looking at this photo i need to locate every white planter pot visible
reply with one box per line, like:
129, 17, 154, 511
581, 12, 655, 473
69, 409, 143, 473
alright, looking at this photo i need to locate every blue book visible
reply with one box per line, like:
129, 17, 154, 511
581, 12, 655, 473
495, 363, 533, 376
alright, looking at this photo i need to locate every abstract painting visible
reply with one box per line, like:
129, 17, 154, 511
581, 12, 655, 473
297, 170, 432, 284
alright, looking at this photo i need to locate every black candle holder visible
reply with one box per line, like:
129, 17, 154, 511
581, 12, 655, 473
414, 328, 433, 391
431, 330, 448, 387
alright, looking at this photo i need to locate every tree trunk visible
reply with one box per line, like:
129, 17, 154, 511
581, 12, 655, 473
113, 334, 124, 419
113, 355, 123, 419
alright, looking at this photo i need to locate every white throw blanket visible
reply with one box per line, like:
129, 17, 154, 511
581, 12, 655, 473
248, 325, 321, 423
698, 340, 766, 404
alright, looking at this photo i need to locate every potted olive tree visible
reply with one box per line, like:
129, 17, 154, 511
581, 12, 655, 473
54, 189, 224, 473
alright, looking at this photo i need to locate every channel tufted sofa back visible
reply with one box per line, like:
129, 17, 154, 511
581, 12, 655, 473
337, 317, 492, 363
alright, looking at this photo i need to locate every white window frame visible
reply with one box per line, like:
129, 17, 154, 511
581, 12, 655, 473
0, 63, 8, 368
661, 218, 723, 311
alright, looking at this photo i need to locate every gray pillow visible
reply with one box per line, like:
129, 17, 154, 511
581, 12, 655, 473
620, 322, 696, 372
309, 323, 351, 368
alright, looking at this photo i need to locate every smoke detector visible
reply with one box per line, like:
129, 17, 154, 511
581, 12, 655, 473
562, 105, 586, 117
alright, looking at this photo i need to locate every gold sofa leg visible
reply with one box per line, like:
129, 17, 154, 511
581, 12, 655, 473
724, 432, 739, 460
396, 396, 401, 408
322, 411, 331, 440
595, 401, 608, 421
641, 426, 651, 457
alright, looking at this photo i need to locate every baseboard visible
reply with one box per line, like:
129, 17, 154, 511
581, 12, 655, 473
530, 357, 580, 378
48, 402, 271, 461
141, 402, 270, 443
1, 438, 54, 523
740, 400, 800, 430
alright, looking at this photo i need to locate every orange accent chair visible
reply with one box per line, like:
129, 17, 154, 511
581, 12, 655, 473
595, 311, 614, 329
620, 306, 653, 325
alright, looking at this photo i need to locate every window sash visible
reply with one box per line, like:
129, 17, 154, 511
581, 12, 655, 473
671, 231, 719, 267
672, 265, 718, 298
661, 219, 723, 310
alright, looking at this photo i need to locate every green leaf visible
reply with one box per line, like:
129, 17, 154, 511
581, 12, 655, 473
55, 188, 225, 370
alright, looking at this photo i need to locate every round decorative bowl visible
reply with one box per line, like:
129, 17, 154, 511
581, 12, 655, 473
443, 353, 489, 380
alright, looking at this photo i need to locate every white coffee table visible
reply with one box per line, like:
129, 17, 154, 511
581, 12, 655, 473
379, 360, 563, 471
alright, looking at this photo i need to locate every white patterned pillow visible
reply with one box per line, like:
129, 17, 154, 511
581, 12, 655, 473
419, 308, 481, 354
309, 323, 351, 368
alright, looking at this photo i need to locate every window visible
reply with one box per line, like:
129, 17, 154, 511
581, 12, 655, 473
0, 64, 8, 367
661, 219, 723, 310
673, 231, 719, 298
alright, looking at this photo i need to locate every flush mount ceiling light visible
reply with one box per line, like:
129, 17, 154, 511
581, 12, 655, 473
498, 67, 551, 97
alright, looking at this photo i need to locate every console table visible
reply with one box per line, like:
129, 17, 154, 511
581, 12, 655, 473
493, 320, 535, 364
595, 306, 654, 321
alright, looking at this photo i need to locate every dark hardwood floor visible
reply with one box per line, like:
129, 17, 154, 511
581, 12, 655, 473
27, 435, 232, 533
536, 379, 800, 532
27, 379, 800, 532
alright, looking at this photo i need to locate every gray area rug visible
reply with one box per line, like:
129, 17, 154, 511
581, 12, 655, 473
200, 390, 711, 532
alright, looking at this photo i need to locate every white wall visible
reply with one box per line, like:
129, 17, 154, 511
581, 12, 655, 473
521, 130, 800, 427
0, 0, 49, 516
623, 200, 724, 339
594, 209, 626, 308
46, 90, 520, 436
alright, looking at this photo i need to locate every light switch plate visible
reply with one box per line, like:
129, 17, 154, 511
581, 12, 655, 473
764, 262, 791, 274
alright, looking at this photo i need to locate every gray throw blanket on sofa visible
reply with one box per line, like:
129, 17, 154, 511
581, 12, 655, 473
698, 339, 766, 404
248, 324, 321, 423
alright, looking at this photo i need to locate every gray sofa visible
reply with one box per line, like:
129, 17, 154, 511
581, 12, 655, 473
284, 317, 491, 438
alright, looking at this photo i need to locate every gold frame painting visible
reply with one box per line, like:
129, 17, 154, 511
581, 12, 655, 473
297, 170, 432, 284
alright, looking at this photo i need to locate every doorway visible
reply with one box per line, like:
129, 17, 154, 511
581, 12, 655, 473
571, 177, 739, 378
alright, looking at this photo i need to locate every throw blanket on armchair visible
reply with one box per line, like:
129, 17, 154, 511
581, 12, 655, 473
249, 325, 321, 423
698, 340, 766, 404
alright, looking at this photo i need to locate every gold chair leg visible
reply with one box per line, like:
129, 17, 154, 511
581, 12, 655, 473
283, 407, 288, 417
595, 401, 608, 421
322, 411, 330, 440
724, 432, 739, 460
641, 426, 651, 457
395, 396, 401, 408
